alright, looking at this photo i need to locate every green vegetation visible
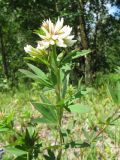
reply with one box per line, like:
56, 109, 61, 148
0, 0, 120, 159
0, 84, 120, 159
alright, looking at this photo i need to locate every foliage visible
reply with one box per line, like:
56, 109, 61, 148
0, 83, 120, 159
0, 0, 120, 159
0, 0, 120, 85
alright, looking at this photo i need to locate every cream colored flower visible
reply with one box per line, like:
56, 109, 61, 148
24, 44, 46, 57
24, 18, 76, 57
24, 45, 33, 53
37, 41, 49, 50
38, 18, 76, 48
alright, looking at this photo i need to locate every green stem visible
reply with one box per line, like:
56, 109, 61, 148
91, 107, 119, 142
51, 45, 63, 160
56, 65, 63, 160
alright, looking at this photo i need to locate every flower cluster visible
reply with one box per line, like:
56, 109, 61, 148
24, 18, 76, 55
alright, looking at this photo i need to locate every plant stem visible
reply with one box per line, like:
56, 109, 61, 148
92, 107, 119, 142
56, 67, 63, 160
52, 45, 63, 160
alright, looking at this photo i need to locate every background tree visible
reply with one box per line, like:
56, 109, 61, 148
0, 0, 120, 86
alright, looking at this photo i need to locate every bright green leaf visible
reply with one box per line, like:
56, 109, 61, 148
0, 128, 9, 132
72, 50, 91, 59
61, 49, 91, 64
19, 69, 38, 79
68, 104, 90, 113
5, 146, 27, 157
108, 82, 120, 104
27, 63, 47, 80
31, 102, 58, 124
32, 117, 55, 124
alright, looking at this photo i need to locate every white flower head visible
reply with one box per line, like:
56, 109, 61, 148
24, 44, 46, 58
24, 17, 77, 58
24, 45, 33, 53
38, 17, 76, 48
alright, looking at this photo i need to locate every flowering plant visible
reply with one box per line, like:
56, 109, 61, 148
21, 18, 91, 159
25, 18, 76, 51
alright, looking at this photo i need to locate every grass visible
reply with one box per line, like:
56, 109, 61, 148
0, 84, 120, 160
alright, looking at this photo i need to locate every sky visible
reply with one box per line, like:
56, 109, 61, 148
106, 3, 120, 15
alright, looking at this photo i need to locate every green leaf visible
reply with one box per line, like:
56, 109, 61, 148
115, 66, 120, 73
31, 102, 58, 124
57, 51, 65, 62
108, 82, 120, 104
40, 93, 52, 104
34, 28, 46, 36
61, 49, 91, 64
72, 50, 91, 59
68, 104, 90, 113
20, 69, 52, 88
27, 126, 35, 138
0, 127, 9, 132
62, 64, 71, 74
27, 63, 53, 87
5, 146, 27, 157
19, 69, 38, 79
62, 74, 69, 98
32, 117, 57, 125
37, 56, 49, 66
45, 145, 61, 150
27, 63, 47, 80
65, 141, 90, 149
61, 50, 76, 64
24, 56, 49, 67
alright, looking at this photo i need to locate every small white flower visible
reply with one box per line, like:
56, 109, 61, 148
37, 41, 49, 50
24, 45, 33, 53
24, 44, 46, 58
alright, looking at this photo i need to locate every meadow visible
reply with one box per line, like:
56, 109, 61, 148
0, 82, 120, 159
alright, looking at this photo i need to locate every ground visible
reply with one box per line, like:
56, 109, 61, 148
0, 85, 120, 159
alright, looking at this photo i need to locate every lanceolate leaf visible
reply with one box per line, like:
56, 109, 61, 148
27, 63, 47, 80
5, 146, 27, 157
108, 82, 120, 104
68, 104, 90, 113
0, 128, 9, 132
31, 102, 58, 124
32, 117, 55, 124
27, 63, 52, 87
20, 68, 52, 87
62, 74, 69, 98
40, 93, 52, 104
19, 69, 38, 79
24, 56, 49, 67
61, 49, 91, 64
72, 50, 91, 59
61, 50, 76, 64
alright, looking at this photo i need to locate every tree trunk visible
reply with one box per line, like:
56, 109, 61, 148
0, 25, 9, 79
92, 12, 99, 74
78, 0, 91, 84
54, 0, 59, 14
